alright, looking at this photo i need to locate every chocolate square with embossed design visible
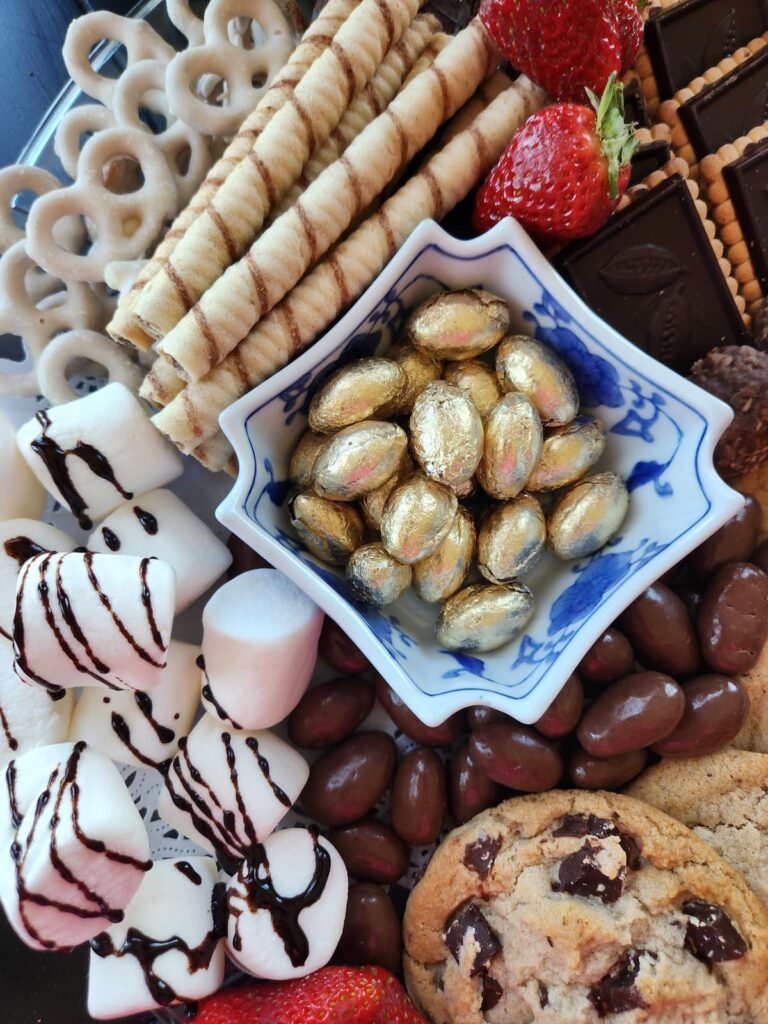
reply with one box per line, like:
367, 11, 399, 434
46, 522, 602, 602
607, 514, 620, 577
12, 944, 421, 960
644, 0, 768, 101
723, 138, 768, 292
558, 175, 747, 373
679, 47, 768, 161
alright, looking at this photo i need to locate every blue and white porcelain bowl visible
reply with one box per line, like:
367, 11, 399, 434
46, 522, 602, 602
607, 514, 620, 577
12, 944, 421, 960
218, 217, 742, 726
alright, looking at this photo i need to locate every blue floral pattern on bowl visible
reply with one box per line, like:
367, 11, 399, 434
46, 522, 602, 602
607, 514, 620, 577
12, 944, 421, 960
218, 218, 741, 726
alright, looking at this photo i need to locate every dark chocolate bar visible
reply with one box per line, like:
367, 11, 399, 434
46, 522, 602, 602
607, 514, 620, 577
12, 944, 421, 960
629, 139, 671, 187
679, 47, 768, 161
623, 76, 651, 129
558, 175, 747, 373
723, 138, 768, 291
645, 0, 768, 101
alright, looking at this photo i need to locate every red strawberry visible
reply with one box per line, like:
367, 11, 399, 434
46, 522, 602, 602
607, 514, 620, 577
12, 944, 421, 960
193, 967, 428, 1024
479, 0, 623, 102
612, 0, 644, 72
472, 74, 637, 244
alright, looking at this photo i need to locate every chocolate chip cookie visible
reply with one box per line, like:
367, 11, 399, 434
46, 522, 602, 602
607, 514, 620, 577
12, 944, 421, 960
628, 749, 768, 906
403, 791, 768, 1023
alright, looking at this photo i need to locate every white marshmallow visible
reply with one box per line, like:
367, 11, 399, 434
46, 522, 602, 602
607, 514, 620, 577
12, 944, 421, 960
200, 569, 323, 731
0, 643, 73, 768
69, 640, 201, 771
16, 383, 183, 529
89, 489, 232, 613
13, 552, 175, 694
226, 828, 347, 980
0, 518, 76, 642
0, 410, 46, 521
0, 742, 150, 951
87, 856, 225, 1019
158, 714, 308, 865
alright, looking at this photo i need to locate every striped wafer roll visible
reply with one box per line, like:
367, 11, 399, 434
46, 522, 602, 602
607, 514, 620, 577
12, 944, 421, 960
403, 30, 450, 83
130, 0, 423, 345
192, 432, 237, 475
139, 354, 185, 405
157, 17, 495, 383
152, 74, 547, 456
272, 14, 441, 219
107, 0, 362, 351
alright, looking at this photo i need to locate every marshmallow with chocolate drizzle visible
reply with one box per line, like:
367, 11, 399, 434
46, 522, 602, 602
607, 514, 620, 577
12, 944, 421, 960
157, 713, 309, 868
226, 827, 347, 980
69, 640, 200, 773
0, 741, 151, 951
16, 383, 182, 529
0, 519, 76, 643
200, 569, 324, 731
87, 856, 225, 1019
13, 552, 175, 694
89, 489, 232, 613
0, 643, 73, 768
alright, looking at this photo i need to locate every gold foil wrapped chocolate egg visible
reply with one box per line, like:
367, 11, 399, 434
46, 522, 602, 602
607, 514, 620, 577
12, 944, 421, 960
451, 476, 477, 499
308, 358, 407, 434
288, 430, 326, 489
360, 453, 414, 531
477, 496, 546, 584
527, 416, 606, 492
380, 474, 457, 564
290, 491, 365, 565
406, 289, 510, 361
410, 382, 484, 488
389, 343, 442, 413
311, 421, 407, 501
443, 360, 502, 417
346, 543, 412, 607
496, 336, 579, 426
436, 582, 535, 652
548, 472, 629, 560
477, 393, 543, 499
413, 506, 476, 604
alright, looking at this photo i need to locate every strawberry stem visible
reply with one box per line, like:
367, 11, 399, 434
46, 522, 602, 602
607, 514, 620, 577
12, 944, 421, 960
586, 73, 639, 200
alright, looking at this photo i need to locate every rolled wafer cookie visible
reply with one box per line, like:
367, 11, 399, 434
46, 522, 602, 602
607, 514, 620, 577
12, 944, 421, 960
106, 0, 361, 350
151, 75, 548, 457
130, 0, 422, 344
139, 354, 185, 406
657, 32, 768, 175
699, 126, 768, 317
157, 17, 496, 383
273, 15, 440, 219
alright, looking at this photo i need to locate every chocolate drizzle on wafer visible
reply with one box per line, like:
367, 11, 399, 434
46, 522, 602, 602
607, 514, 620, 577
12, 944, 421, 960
29, 410, 132, 530
6, 742, 151, 950
228, 826, 330, 967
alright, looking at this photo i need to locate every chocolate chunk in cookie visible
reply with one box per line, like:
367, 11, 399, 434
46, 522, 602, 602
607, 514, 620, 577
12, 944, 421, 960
590, 949, 651, 1017
552, 844, 625, 904
553, 812, 642, 868
443, 902, 500, 976
683, 899, 749, 963
480, 973, 503, 1011
462, 834, 502, 879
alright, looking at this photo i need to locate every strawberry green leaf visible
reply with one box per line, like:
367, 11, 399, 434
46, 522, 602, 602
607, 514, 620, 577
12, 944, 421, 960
588, 72, 639, 199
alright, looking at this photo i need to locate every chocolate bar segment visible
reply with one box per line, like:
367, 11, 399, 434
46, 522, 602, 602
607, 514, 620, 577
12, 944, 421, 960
629, 139, 671, 188
679, 47, 768, 161
645, 0, 768, 101
723, 138, 768, 292
558, 175, 747, 373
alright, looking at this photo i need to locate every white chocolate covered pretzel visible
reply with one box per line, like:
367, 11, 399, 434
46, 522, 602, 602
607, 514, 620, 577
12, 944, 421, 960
36, 329, 143, 406
164, 0, 294, 137
62, 11, 174, 108
26, 126, 178, 283
166, 0, 207, 45
54, 105, 116, 180
112, 59, 212, 204
0, 241, 104, 396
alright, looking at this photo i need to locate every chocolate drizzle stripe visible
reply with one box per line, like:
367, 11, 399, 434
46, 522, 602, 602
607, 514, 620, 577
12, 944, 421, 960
29, 411, 132, 531
222, 732, 260, 849
134, 691, 175, 744
133, 507, 159, 535
110, 712, 171, 775
197, 655, 242, 729
0, 704, 17, 752
245, 736, 291, 808
101, 527, 121, 552
4, 536, 49, 567
174, 861, 203, 886
228, 827, 330, 967
84, 553, 165, 668
55, 555, 111, 675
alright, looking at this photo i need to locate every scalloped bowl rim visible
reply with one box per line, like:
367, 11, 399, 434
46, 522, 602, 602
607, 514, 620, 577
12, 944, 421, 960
218, 217, 742, 725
